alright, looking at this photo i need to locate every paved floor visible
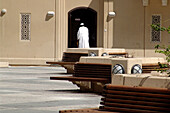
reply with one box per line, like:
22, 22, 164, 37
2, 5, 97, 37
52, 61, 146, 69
0, 66, 101, 113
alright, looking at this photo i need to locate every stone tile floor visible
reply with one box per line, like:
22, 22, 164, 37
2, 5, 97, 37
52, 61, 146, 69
0, 66, 101, 113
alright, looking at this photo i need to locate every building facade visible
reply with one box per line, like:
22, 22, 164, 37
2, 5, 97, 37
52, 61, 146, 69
0, 0, 169, 64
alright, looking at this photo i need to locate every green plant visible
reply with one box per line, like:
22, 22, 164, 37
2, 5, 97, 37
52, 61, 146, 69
151, 23, 170, 75
151, 24, 170, 33
155, 45, 170, 63
154, 45, 170, 75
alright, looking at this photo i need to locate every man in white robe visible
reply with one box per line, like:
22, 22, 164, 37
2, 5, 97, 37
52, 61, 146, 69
77, 23, 90, 48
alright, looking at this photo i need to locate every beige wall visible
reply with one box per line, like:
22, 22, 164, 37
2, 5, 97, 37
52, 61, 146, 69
110, 0, 169, 58
112, 0, 145, 57
0, 0, 56, 64
145, 0, 170, 57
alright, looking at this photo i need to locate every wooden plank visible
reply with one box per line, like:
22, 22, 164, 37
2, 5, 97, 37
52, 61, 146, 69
74, 65, 111, 69
62, 52, 88, 62
50, 76, 110, 83
108, 52, 128, 55
101, 98, 170, 108
101, 102, 170, 112
74, 67, 111, 70
75, 62, 112, 66
103, 94, 170, 103
104, 85, 170, 94
74, 70, 111, 73
99, 106, 160, 113
46, 61, 75, 65
142, 63, 168, 67
74, 74, 111, 77
74, 73, 111, 76
59, 108, 116, 113
142, 68, 169, 70
74, 71, 111, 75
103, 90, 170, 99
74, 75, 111, 79
63, 52, 88, 54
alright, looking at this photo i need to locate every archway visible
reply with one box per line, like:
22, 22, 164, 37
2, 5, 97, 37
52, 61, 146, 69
68, 7, 97, 48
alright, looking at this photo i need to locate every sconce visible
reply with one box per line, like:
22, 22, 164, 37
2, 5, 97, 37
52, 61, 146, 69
162, 0, 168, 6
1, 9, 7, 15
108, 12, 116, 17
143, 0, 149, 6
47, 11, 55, 16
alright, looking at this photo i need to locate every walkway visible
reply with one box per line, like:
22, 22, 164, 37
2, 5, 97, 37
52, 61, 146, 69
0, 66, 101, 113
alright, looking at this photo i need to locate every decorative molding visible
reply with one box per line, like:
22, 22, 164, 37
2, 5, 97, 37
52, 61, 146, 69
143, 0, 149, 6
162, 0, 168, 6
21, 13, 31, 41
151, 15, 161, 42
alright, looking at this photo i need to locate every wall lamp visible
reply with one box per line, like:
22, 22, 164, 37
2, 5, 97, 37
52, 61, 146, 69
108, 12, 116, 17
143, 0, 149, 6
47, 11, 55, 16
162, 0, 168, 6
1, 9, 7, 14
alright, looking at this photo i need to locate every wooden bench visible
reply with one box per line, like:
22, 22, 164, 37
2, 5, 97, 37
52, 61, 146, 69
47, 61, 169, 74
50, 62, 112, 83
46, 52, 128, 71
62, 52, 88, 62
47, 52, 88, 73
59, 85, 170, 113
142, 63, 169, 73
50, 62, 169, 87
109, 52, 128, 57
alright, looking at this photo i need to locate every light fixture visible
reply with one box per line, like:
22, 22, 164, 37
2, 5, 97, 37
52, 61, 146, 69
1, 9, 7, 14
143, 0, 149, 6
162, 0, 168, 6
108, 12, 116, 17
47, 11, 55, 16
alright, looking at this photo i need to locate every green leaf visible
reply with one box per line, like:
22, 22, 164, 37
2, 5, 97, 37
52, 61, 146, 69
161, 27, 166, 31
155, 45, 160, 49
168, 26, 170, 29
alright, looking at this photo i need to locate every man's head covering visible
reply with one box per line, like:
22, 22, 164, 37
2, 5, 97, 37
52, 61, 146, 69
80, 23, 84, 26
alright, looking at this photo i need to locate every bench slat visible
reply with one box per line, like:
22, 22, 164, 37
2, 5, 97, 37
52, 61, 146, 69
103, 94, 170, 103
104, 85, 170, 94
109, 52, 128, 55
46, 61, 75, 65
101, 102, 170, 112
103, 90, 170, 99
101, 98, 170, 108
75, 62, 112, 66
59, 108, 116, 113
50, 76, 110, 83
99, 106, 159, 113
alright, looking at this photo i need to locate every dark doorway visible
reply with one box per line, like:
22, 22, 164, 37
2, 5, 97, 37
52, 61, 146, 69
68, 7, 97, 48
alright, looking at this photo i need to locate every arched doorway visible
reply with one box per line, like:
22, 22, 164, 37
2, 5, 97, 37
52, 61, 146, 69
68, 7, 97, 48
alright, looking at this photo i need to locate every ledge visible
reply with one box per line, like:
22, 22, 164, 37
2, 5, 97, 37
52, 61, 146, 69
112, 74, 170, 89
0, 62, 9, 67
